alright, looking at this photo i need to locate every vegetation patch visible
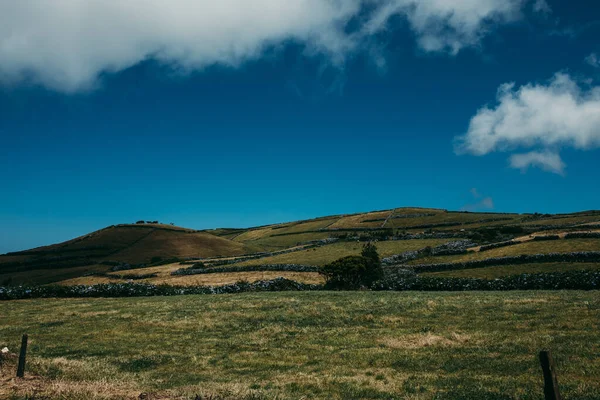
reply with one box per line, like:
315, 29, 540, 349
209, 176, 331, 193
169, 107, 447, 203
407, 251, 600, 273
1, 291, 599, 399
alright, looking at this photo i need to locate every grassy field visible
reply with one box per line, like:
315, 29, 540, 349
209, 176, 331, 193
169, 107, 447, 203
409, 238, 600, 265
520, 216, 600, 226
239, 232, 335, 250
384, 211, 521, 229
1, 291, 599, 399
234, 239, 459, 267
421, 262, 600, 279
327, 211, 392, 229
58, 270, 325, 286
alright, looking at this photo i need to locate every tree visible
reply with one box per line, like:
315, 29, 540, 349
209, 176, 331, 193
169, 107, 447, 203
319, 243, 383, 290
361, 242, 380, 265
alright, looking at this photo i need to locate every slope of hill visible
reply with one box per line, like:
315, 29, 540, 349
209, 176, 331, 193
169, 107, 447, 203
206, 207, 600, 250
0, 223, 260, 283
2, 207, 600, 286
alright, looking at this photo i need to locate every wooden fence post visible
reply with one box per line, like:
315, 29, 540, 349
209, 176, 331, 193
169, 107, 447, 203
16, 334, 28, 378
539, 350, 562, 400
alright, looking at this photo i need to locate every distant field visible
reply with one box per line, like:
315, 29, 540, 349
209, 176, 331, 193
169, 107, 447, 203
384, 211, 521, 229
327, 211, 392, 229
421, 262, 600, 279
520, 215, 600, 226
1, 291, 599, 399
59, 270, 325, 286
234, 239, 458, 267
239, 232, 334, 250
270, 218, 339, 235
409, 238, 600, 265
230, 219, 340, 249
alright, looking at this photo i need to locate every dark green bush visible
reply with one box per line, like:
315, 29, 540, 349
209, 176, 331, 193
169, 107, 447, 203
320, 243, 383, 289
361, 242, 380, 264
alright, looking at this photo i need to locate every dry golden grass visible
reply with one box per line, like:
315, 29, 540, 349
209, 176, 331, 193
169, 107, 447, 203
57, 269, 324, 286
327, 210, 392, 229
111, 230, 257, 263
378, 332, 475, 349
151, 271, 324, 286
232, 227, 277, 242
270, 218, 340, 235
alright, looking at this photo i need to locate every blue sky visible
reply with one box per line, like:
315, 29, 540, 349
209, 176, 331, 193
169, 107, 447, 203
1, 0, 600, 253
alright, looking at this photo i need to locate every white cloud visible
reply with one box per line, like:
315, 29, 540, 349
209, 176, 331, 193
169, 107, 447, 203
462, 188, 494, 211
455, 73, 600, 174
0, 0, 544, 92
585, 53, 600, 68
509, 150, 566, 175
533, 0, 551, 14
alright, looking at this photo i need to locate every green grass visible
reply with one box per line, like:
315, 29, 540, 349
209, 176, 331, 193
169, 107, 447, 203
243, 232, 335, 250
409, 238, 600, 265
421, 262, 600, 279
384, 211, 521, 229
1, 291, 599, 399
231, 220, 342, 251
520, 215, 600, 226
234, 239, 459, 267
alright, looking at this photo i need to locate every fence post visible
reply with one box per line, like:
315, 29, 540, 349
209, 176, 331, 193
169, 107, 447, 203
539, 350, 562, 400
16, 334, 28, 378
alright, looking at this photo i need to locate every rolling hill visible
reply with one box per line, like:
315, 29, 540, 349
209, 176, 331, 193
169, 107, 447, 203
2, 207, 600, 285
0, 223, 260, 284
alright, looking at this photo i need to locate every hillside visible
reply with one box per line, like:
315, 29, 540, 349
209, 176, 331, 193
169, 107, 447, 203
207, 207, 600, 249
2, 207, 600, 286
0, 223, 259, 284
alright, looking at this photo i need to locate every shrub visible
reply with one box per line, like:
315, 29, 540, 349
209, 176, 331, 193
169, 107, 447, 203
320, 243, 383, 289
361, 242, 380, 264
319, 256, 380, 289
532, 235, 560, 241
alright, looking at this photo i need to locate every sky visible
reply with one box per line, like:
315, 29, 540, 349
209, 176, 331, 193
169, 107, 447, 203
1, 0, 600, 253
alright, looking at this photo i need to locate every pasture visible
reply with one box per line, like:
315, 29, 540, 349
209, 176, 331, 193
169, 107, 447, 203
2, 291, 600, 399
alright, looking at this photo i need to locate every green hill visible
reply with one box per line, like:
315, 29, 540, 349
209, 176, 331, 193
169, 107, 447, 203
2, 207, 600, 286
